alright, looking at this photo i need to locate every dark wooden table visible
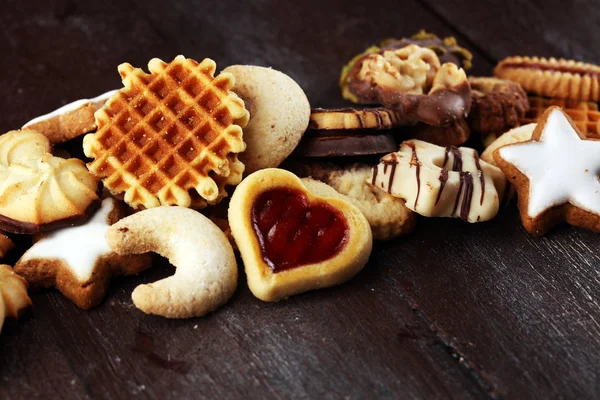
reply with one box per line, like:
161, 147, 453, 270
1, 1, 599, 399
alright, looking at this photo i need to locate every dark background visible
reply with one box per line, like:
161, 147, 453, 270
1, 1, 599, 399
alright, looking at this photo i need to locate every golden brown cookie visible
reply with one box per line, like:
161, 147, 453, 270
494, 107, 600, 235
293, 163, 415, 240
467, 76, 529, 135
0, 264, 31, 333
0, 235, 14, 260
15, 198, 152, 310
494, 56, 600, 102
0, 130, 100, 234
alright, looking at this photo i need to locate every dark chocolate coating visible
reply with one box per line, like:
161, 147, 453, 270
346, 54, 472, 127
293, 133, 397, 157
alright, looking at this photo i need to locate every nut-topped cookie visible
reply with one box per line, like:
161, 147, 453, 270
342, 44, 471, 127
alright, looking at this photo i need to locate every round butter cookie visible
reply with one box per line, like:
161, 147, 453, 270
223, 65, 310, 174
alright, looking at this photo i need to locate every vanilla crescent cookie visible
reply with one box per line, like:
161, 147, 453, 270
229, 168, 372, 302
494, 107, 600, 235
0, 264, 32, 333
106, 207, 238, 318
294, 163, 416, 240
23, 90, 118, 144
372, 140, 506, 222
15, 198, 152, 309
0, 130, 100, 234
222, 65, 310, 174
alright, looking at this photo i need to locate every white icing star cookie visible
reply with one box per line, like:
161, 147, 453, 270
15, 198, 152, 309
494, 106, 600, 235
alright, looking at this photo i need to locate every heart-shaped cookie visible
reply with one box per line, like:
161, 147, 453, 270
229, 168, 372, 302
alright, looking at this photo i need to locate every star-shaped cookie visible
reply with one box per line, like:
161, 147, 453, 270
494, 106, 600, 235
15, 198, 153, 309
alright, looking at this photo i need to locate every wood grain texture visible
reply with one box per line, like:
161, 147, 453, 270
1, 0, 599, 399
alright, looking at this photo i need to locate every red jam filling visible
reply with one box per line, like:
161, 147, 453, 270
251, 187, 349, 273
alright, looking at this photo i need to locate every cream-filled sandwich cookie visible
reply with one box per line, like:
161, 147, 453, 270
15, 198, 152, 309
494, 106, 600, 235
371, 140, 506, 222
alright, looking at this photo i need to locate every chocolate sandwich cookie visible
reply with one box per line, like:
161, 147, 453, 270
295, 107, 400, 157
294, 132, 398, 157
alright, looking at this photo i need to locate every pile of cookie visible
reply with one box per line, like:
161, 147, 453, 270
1, 31, 599, 330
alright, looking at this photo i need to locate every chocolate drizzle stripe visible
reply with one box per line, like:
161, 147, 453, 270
451, 173, 463, 217
387, 162, 397, 194
450, 146, 462, 172
435, 168, 448, 206
406, 142, 421, 208
459, 172, 474, 221
474, 154, 485, 206
371, 165, 378, 185
375, 109, 384, 127
381, 155, 399, 195
443, 146, 450, 168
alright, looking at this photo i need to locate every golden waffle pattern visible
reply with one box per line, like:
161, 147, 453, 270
520, 96, 600, 139
84, 56, 248, 209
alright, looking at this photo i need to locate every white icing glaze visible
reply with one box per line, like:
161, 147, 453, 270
499, 108, 600, 218
20, 198, 116, 282
23, 89, 118, 127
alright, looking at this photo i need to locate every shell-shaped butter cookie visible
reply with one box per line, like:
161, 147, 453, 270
0, 130, 100, 234
0, 264, 31, 333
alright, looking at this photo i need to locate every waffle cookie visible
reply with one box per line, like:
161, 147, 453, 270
495, 56, 600, 102
520, 96, 600, 139
83, 56, 249, 209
